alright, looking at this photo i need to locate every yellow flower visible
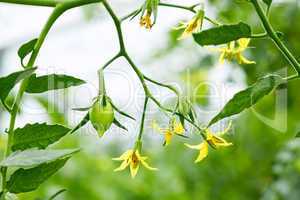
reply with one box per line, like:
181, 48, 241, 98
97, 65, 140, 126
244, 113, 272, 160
113, 149, 157, 178
176, 9, 205, 40
152, 118, 185, 146
215, 38, 255, 65
185, 123, 233, 163
140, 10, 153, 29
139, 0, 159, 29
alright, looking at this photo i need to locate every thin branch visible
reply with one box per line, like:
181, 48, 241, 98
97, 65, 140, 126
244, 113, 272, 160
159, 2, 220, 26
102, 53, 122, 70
251, 0, 300, 75
144, 75, 179, 95
1, 1, 104, 198
137, 97, 149, 141
0, 0, 58, 7
159, 2, 196, 13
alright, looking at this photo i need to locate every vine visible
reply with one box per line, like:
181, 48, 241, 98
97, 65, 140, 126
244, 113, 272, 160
0, 0, 299, 198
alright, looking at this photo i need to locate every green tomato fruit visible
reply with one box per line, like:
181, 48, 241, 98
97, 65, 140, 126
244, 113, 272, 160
89, 99, 114, 137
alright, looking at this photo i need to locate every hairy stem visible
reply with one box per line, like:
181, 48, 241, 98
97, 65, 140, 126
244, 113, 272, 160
251, 0, 300, 75
102, 0, 125, 53
1, 0, 104, 198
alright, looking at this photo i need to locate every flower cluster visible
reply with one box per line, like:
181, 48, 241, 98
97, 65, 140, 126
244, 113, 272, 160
214, 38, 256, 65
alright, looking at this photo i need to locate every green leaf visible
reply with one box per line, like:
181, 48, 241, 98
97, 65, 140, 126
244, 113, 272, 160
11, 123, 70, 151
296, 132, 300, 138
0, 68, 36, 103
193, 22, 252, 46
69, 113, 90, 134
0, 148, 79, 168
7, 158, 69, 194
209, 75, 284, 126
25, 74, 85, 93
18, 38, 38, 67
262, 0, 272, 7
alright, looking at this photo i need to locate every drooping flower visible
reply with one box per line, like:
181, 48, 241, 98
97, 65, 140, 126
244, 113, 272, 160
139, 0, 159, 29
176, 8, 205, 40
113, 149, 157, 178
152, 118, 186, 146
215, 38, 256, 65
185, 123, 233, 163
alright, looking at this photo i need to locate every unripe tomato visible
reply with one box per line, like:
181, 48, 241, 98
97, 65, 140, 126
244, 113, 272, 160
89, 97, 114, 137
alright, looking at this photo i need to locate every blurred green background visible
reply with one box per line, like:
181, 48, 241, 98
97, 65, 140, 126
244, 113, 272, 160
1, 0, 300, 200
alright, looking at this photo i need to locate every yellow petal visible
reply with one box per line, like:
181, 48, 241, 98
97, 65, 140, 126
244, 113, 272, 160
236, 53, 256, 65
141, 160, 158, 171
140, 11, 153, 29
112, 150, 133, 161
114, 160, 130, 172
130, 162, 140, 178
238, 38, 250, 50
219, 51, 226, 64
210, 134, 233, 148
173, 22, 188, 30
174, 122, 184, 135
178, 17, 200, 40
185, 143, 202, 150
164, 131, 173, 146
195, 142, 209, 163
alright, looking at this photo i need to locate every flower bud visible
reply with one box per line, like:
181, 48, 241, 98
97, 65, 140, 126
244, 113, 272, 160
140, 0, 159, 29
178, 96, 192, 117
89, 96, 114, 137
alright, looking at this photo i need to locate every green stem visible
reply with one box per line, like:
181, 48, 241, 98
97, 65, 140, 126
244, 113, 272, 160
102, 0, 125, 53
1, 0, 104, 198
1, 7, 65, 198
159, 2, 196, 12
0, 0, 58, 7
102, 53, 122, 70
124, 54, 150, 96
144, 75, 179, 95
149, 96, 204, 135
284, 74, 299, 82
159, 2, 220, 26
137, 97, 149, 141
101, 0, 150, 96
251, 0, 300, 75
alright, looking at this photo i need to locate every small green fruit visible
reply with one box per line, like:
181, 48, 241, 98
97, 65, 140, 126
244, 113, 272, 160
89, 98, 114, 137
